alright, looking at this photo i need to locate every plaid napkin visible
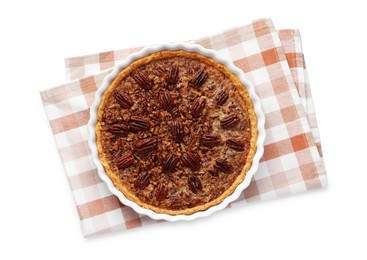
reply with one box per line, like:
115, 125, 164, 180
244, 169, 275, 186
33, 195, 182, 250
40, 18, 327, 237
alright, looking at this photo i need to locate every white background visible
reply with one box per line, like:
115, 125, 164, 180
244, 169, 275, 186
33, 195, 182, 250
0, 0, 366, 259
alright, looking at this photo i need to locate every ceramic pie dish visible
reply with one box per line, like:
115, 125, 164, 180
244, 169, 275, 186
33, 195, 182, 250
88, 43, 265, 221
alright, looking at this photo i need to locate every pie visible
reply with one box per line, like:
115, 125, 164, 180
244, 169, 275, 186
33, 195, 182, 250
96, 50, 258, 215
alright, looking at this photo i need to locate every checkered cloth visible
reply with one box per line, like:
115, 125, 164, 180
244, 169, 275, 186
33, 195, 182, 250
40, 18, 327, 237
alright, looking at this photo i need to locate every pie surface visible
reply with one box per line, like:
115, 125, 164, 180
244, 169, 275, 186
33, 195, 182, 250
96, 50, 258, 215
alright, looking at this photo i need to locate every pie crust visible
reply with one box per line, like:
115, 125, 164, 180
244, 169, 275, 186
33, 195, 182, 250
96, 50, 258, 215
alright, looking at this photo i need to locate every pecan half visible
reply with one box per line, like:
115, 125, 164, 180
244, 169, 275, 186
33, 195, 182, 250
135, 138, 158, 155
135, 171, 150, 189
226, 138, 245, 151
189, 69, 209, 89
129, 116, 150, 132
167, 65, 179, 84
182, 152, 201, 171
107, 124, 129, 137
159, 91, 174, 111
171, 121, 184, 142
201, 133, 222, 148
162, 154, 179, 173
188, 175, 202, 193
116, 152, 134, 169
220, 114, 240, 129
155, 183, 168, 201
215, 88, 229, 106
214, 158, 233, 174
190, 96, 206, 118
133, 71, 152, 90
116, 91, 133, 109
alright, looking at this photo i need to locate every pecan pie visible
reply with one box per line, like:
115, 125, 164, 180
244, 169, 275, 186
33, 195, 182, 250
96, 50, 258, 215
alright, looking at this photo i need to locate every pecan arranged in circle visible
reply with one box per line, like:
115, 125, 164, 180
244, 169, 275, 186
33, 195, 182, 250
116, 152, 134, 169
107, 124, 129, 137
162, 154, 179, 173
215, 88, 229, 106
201, 133, 222, 148
129, 116, 150, 132
135, 171, 151, 189
135, 138, 158, 155
155, 183, 168, 201
220, 114, 240, 129
159, 91, 174, 111
226, 138, 245, 151
190, 96, 206, 118
116, 91, 133, 109
188, 175, 202, 193
182, 151, 201, 171
214, 158, 233, 174
171, 120, 184, 143
133, 71, 152, 90
167, 65, 179, 84
134, 171, 150, 190
189, 69, 209, 89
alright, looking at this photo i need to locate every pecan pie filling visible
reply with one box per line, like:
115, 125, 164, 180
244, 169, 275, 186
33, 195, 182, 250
96, 50, 257, 215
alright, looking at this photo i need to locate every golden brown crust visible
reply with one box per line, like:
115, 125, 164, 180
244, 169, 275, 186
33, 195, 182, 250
96, 50, 258, 215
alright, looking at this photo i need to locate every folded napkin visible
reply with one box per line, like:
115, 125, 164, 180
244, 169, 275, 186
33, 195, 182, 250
40, 18, 327, 237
